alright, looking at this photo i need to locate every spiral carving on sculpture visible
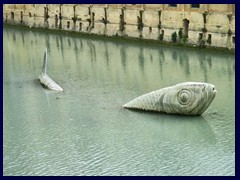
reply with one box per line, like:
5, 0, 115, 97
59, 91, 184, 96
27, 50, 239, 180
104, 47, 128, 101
177, 89, 191, 106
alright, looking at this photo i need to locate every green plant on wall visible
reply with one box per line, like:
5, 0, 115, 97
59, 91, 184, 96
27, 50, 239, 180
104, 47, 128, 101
181, 35, 188, 44
159, 33, 164, 41
178, 28, 188, 44
171, 31, 177, 43
178, 28, 183, 42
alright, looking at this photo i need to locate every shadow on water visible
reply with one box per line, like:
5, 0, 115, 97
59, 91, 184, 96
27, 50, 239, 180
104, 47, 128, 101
179, 52, 190, 78
124, 108, 216, 145
157, 49, 165, 80
20, 31, 25, 45
120, 46, 126, 70
45, 34, 51, 53
34, 78, 62, 106
87, 40, 97, 62
104, 42, 110, 67
138, 46, 144, 71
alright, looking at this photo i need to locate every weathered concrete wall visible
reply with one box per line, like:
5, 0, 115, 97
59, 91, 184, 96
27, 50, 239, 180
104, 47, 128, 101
3, 4, 235, 50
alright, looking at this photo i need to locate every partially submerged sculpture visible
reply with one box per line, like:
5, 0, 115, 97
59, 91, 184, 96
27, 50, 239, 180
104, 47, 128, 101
39, 48, 63, 91
123, 82, 216, 115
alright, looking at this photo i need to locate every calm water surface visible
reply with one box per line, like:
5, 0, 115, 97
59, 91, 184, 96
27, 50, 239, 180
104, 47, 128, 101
3, 26, 235, 176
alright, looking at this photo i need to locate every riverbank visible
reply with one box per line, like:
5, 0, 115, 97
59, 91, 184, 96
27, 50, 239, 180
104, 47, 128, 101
3, 4, 235, 53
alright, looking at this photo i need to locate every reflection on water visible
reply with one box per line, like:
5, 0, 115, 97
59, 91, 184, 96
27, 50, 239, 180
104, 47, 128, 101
126, 110, 216, 145
3, 26, 235, 176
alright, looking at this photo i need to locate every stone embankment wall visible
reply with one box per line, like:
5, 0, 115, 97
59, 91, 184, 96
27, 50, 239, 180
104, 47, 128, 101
3, 4, 235, 50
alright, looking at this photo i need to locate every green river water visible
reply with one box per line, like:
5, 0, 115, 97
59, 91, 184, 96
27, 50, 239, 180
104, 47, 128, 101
3, 26, 235, 176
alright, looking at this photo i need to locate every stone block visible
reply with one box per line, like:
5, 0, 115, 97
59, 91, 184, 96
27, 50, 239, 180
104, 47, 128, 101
107, 8, 121, 24
125, 9, 139, 25
143, 10, 159, 27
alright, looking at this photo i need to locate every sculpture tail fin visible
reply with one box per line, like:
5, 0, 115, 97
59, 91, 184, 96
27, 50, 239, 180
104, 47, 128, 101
42, 48, 47, 74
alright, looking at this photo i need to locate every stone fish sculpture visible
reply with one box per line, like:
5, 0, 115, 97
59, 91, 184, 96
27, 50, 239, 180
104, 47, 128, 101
39, 48, 63, 91
123, 82, 217, 115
